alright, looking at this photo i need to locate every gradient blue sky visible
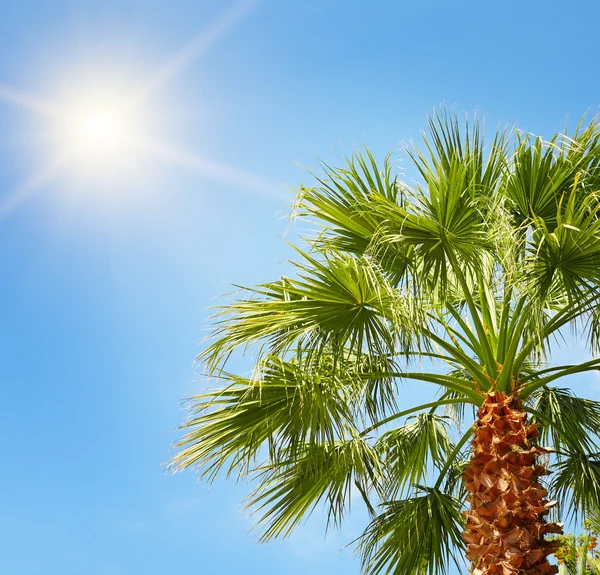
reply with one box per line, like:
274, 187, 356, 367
1, 1, 600, 574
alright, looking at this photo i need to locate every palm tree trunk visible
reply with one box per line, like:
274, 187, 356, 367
463, 390, 563, 575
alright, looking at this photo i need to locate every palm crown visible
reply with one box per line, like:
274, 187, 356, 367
171, 113, 600, 575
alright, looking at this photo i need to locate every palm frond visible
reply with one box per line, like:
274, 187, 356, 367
340, 350, 402, 422
401, 112, 507, 290
199, 249, 424, 373
443, 458, 469, 501
358, 486, 464, 575
293, 150, 405, 256
528, 386, 600, 453
587, 556, 600, 575
173, 111, 600, 572
375, 413, 453, 497
169, 355, 358, 479
247, 437, 382, 541
584, 508, 600, 535
505, 119, 600, 228
438, 379, 477, 426
551, 451, 600, 519
420, 110, 509, 195
525, 187, 600, 304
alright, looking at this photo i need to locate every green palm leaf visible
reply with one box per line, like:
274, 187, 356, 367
526, 188, 600, 302
528, 386, 600, 453
294, 150, 403, 254
552, 451, 600, 519
200, 250, 424, 373
376, 413, 453, 497
248, 437, 382, 541
173, 111, 600, 575
358, 487, 464, 575
170, 354, 362, 479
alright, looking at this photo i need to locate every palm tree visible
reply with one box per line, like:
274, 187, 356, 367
170, 112, 600, 575
553, 520, 600, 575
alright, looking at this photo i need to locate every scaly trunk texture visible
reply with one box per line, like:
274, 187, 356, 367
463, 391, 563, 575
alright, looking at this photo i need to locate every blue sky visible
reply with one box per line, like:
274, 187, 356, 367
1, 1, 600, 574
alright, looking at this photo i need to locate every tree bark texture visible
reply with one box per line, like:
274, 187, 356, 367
463, 391, 563, 575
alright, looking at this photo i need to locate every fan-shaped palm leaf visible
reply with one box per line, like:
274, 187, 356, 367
173, 111, 600, 575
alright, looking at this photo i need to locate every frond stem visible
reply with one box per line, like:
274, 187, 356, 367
519, 358, 600, 399
446, 250, 498, 378
434, 426, 474, 489
387, 370, 484, 404
422, 328, 491, 391
360, 398, 471, 436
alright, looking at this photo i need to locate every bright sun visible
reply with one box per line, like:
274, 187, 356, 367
74, 108, 124, 153
0, 0, 272, 216
55, 90, 145, 176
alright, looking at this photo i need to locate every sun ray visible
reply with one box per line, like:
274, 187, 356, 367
144, 140, 289, 202
0, 83, 63, 118
0, 154, 74, 217
0, 0, 267, 216
133, 0, 261, 103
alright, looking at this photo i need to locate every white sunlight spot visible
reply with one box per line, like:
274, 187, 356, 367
0, 77, 156, 203
74, 109, 123, 151
0, 0, 267, 216
49, 85, 150, 179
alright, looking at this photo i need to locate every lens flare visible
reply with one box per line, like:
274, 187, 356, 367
74, 109, 124, 153
0, 0, 274, 218
48, 87, 147, 179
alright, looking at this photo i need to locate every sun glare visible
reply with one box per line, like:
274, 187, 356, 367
52, 89, 146, 177
0, 0, 270, 216
75, 109, 124, 153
